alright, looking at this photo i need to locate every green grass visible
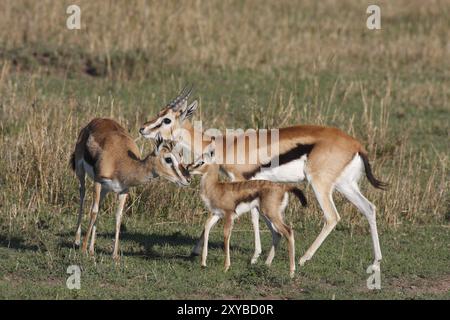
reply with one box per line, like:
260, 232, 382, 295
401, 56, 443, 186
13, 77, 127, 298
1, 210, 449, 299
0, 67, 448, 299
0, 0, 448, 300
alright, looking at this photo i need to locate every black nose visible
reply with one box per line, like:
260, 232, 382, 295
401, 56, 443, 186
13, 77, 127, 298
139, 128, 145, 134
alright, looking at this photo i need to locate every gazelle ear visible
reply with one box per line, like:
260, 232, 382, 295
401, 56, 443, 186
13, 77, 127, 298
204, 138, 216, 163
154, 133, 164, 154
180, 100, 198, 121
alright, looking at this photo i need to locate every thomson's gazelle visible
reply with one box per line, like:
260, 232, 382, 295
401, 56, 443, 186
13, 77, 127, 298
140, 87, 387, 273
70, 118, 190, 260
188, 151, 307, 277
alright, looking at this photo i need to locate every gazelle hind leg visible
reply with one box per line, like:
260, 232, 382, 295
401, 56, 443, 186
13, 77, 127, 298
261, 214, 281, 266
74, 169, 86, 246
337, 182, 382, 267
299, 182, 340, 266
112, 193, 128, 261
82, 182, 104, 255
88, 187, 107, 256
271, 219, 296, 277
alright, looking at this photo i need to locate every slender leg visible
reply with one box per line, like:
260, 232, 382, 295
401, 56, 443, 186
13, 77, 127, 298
74, 171, 86, 246
201, 214, 221, 267
337, 182, 382, 267
112, 193, 128, 261
265, 230, 281, 266
82, 182, 103, 254
192, 230, 205, 256
223, 213, 234, 272
261, 213, 281, 266
286, 226, 295, 278
250, 207, 262, 264
271, 219, 296, 277
88, 187, 107, 256
299, 182, 340, 266
193, 213, 221, 256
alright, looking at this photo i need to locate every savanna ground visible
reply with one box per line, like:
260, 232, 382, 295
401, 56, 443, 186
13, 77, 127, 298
0, 0, 449, 299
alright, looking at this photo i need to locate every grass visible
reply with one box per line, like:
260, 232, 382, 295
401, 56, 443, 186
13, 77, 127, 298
0, 0, 449, 299
1, 213, 449, 299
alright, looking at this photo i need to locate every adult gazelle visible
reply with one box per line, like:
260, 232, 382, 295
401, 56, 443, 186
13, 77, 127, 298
140, 87, 387, 271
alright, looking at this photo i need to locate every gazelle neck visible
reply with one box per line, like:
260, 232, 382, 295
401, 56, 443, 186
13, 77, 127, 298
127, 155, 158, 186
200, 164, 220, 192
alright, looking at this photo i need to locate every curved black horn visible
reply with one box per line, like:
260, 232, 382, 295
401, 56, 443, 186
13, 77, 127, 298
168, 85, 193, 110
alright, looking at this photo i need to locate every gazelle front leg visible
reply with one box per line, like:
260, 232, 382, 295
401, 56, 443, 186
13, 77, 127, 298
192, 216, 221, 256
201, 214, 221, 267
112, 193, 128, 261
223, 212, 234, 272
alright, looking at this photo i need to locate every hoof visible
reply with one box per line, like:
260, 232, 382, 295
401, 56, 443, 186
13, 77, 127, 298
250, 253, 261, 265
298, 256, 309, 267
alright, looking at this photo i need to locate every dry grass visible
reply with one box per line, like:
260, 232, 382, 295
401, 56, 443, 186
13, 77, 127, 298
0, 0, 449, 77
0, 0, 448, 232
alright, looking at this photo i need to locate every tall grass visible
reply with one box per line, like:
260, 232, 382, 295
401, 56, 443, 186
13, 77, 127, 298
0, 0, 448, 232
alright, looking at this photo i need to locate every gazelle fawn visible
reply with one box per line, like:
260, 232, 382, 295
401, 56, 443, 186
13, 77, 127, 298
188, 152, 307, 277
70, 118, 190, 260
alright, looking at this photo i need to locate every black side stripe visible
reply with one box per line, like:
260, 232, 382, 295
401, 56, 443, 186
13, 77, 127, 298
243, 143, 315, 180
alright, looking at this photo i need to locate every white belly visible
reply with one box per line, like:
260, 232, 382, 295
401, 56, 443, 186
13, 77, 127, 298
235, 199, 259, 217
80, 159, 123, 193
101, 179, 125, 193
252, 156, 307, 182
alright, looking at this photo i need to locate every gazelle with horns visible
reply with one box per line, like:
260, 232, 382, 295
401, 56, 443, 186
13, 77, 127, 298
140, 86, 387, 272
70, 118, 191, 260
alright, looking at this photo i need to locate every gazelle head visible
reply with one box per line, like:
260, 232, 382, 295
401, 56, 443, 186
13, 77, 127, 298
140, 86, 199, 140
187, 142, 216, 175
153, 134, 191, 187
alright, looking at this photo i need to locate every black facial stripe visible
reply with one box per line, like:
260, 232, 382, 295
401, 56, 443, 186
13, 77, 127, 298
152, 121, 163, 130
127, 150, 140, 161
242, 143, 315, 180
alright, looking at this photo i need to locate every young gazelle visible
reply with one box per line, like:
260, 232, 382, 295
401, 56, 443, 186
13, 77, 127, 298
188, 150, 307, 277
70, 118, 190, 260
140, 87, 387, 273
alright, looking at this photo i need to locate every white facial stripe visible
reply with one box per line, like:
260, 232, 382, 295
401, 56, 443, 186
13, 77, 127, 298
149, 118, 163, 130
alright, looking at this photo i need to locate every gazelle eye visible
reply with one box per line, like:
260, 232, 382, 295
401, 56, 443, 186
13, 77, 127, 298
163, 118, 171, 125
165, 157, 173, 164
197, 160, 205, 166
